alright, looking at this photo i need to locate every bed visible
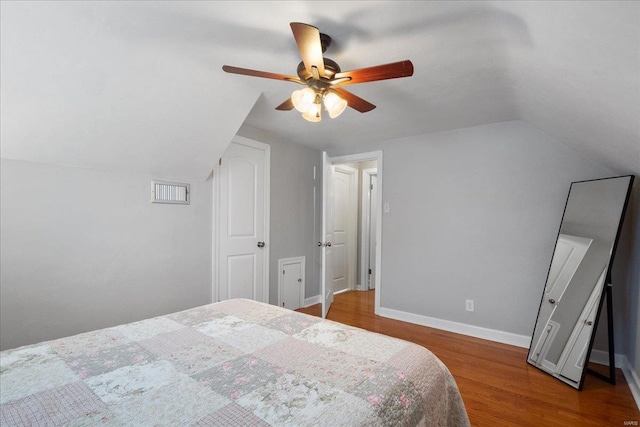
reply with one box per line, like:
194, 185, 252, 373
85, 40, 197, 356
0, 299, 470, 426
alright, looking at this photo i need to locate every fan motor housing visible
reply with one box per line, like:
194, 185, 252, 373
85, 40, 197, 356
297, 58, 341, 81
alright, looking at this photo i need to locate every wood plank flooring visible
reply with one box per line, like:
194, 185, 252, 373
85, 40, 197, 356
296, 290, 640, 426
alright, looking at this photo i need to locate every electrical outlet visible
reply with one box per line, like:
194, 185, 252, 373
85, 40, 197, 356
465, 299, 474, 312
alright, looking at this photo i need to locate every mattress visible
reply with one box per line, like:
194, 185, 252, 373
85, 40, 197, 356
0, 298, 470, 426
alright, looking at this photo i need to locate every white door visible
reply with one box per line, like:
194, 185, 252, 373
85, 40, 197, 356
368, 174, 378, 289
557, 267, 607, 383
281, 261, 303, 310
321, 152, 334, 318
216, 138, 270, 303
530, 233, 592, 366
331, 165, 357, 294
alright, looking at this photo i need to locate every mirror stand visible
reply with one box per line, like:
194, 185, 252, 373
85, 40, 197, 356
585, 283, 616, 386
527, 175, 634, 390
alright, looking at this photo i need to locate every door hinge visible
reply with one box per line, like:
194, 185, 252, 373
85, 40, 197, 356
370, 184, 373, 190
283, 270, 285, 274
369, 268, 372, 275
219, 158, 222, 165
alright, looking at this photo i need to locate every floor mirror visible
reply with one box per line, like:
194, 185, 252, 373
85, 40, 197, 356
527, 175, 634, 390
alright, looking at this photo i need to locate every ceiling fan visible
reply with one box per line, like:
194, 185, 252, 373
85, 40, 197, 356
222, 22, 414, 122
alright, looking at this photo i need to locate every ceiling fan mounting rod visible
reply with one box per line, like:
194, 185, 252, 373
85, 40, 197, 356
319, 33, 331, 53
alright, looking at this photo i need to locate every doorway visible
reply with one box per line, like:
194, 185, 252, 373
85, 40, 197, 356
322, 151, 383, 317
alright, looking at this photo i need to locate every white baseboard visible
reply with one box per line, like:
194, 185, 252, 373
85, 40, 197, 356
590, 350, 640, 411
377, 307, 532, 348
622, 359, 640, 412
304, 295, 321, 307
588, 349, 625, 367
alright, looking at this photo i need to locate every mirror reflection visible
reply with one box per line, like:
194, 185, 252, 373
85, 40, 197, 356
528, 175, 633, 389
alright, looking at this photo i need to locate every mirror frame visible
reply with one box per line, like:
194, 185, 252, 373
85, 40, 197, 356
527, 175, 634, 390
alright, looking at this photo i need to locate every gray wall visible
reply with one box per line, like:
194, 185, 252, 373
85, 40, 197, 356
0, 159, 212, 350
328, 120, 615, 337
615, 185, 640, 373
237, 125, 322, 306
633, 189, 640, 374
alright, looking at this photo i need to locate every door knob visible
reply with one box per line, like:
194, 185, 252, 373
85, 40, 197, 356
317, 242, 322, 247
326, 242, 332, 247
317, 242, 332, 247
548, 298, 556, 304
257, 241, 265, 248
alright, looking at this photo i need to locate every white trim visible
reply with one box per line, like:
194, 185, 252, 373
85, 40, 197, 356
359, 168, 377, 291
277, 256, 305, 310
328, 151, 383, 316
212, 162, 220, 302
589, 350, 640, 411
304, 295, 321, 307
330, 151, 381, 165
377, 306, 532, 348
212, 136, 270, 304
622, 357, 640, 411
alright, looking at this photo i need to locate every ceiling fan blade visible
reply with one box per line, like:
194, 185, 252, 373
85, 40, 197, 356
222, 65, 302, 83
290, 22, 325, 78
333, 60, 414, 85
275, 98, 294, 111
333, 87, 376, 113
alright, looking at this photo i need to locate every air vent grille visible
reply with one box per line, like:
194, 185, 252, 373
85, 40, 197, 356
151, 181, 190, 204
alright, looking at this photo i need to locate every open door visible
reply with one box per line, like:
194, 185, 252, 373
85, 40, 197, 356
530, 233, 592, 369
321, 152, 334, 318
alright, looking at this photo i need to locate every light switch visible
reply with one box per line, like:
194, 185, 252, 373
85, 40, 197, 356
384, 203, 390, 213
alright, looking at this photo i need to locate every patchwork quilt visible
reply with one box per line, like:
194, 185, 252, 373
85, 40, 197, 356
0, 299, 470, 426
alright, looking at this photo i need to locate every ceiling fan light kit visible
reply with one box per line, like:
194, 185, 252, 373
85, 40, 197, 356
292, 87, 347, 121
223, 22, 414, 123
323, 91, 348, 119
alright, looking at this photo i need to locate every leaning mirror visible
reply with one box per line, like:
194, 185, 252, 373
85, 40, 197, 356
527, 175, 634, 389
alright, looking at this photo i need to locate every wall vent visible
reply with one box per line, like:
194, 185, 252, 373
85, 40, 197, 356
151, 180, 190, 205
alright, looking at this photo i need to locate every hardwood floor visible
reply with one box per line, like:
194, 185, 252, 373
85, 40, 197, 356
297, 290, 640, 426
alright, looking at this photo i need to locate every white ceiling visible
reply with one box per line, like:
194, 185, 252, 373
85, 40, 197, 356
1, 1, 638, 181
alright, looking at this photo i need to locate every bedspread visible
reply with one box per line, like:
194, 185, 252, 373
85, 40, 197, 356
0, 299, 470, 426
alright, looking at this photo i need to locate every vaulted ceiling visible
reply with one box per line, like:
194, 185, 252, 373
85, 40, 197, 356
1, 1, 638, 181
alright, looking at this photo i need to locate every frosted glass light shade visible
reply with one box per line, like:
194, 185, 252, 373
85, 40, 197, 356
301, 102, 321, 122
323, 92, 347, 118
291, 87, 316, 113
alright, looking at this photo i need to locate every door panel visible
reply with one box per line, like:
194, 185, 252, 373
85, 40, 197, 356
228, 159, 257, 237
228, 254, 256, 299
282, 262, 302, 310
558, 267, 606, 382
368, 174, 377, 289
321, 152, 334, 318
217, 140, 268, 303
